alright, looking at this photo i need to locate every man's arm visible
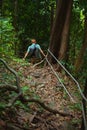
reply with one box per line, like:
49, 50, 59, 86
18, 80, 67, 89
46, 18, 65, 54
23, 51, 29, 60
23, 46, 30, 60
39, 48, 45, 57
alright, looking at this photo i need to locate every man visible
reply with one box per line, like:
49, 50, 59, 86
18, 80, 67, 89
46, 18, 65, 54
23, 39, 45, 60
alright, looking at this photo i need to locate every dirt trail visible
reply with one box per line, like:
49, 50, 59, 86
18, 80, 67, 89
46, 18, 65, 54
14, 63, 80, 129
0, 60, 81, 130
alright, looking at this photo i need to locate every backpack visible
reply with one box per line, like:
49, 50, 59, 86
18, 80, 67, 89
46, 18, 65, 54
29, 44, 42, 59
29, 44, 36, 57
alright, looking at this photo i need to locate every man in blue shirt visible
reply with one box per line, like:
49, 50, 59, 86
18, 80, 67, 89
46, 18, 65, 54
23, 39, 45, 60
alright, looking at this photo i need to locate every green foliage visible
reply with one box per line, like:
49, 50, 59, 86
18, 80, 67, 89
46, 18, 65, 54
67, 0, 87, 80
78, 51, 87, 84
0, 17, 16, 57
16, 0, 51, 43
69, 5, 84, 64
14, 85, 40, 111
79, 0, 87, 13
69, 103, 82, 111
13, 58, 30, 66
63, 91, 69, 100
14, 100, 29, 111
1, 0, 57, 56
72, 118, 81, 125
1, 0, 86, 64
80, 10, 85, 27
0, 103, 6, 110
22, 85, 40, 100
22, 86, 30, 93
1, 0, 87, 83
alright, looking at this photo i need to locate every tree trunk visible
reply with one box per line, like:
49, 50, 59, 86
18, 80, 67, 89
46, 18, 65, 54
74, 16, 87, 73
47, 0, 73, 64
58, 0, 73, 60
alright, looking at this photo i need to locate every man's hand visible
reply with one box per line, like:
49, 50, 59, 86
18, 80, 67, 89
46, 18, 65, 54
23, 58, 25, 60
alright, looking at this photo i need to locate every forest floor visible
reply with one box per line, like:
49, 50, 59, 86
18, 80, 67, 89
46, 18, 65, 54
0, 58, 82, 130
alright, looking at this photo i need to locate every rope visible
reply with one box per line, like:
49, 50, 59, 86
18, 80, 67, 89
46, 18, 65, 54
45, 57, 75, 102
81, 102, 87, 130
48, 49, 87, 102
47, 49, 87, 129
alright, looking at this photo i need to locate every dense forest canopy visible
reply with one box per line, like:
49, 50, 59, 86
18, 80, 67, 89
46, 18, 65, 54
1, 0, 87, 81
1, 0, 54, 55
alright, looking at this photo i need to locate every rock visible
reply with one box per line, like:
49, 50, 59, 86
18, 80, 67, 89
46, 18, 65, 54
32, 72, 41, 78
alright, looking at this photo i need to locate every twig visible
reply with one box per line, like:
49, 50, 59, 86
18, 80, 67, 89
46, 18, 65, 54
0, 84, 18, 92
7, 92, 22, 107
33, 58, 45, 67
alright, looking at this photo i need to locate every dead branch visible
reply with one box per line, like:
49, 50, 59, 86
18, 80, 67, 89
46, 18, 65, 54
0, 59, 21, 92
0, 84, 18, 92
20, 96, 73, 117
8, 92, 22, 107
1, 84, 73, 117
33, 58, 45, 67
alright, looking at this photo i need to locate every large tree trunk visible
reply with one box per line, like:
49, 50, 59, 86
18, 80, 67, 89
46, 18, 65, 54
58, 0, 72, 60
48, 0, 73, 63
74, 16, 87, 73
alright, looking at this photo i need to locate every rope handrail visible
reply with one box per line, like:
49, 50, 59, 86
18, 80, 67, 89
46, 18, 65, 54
48, 49, 87, 102
45, 57, 75, 102
47, 49, 87, 130
81, 102, 87, 130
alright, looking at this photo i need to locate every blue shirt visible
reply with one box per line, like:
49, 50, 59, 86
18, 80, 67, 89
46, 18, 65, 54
27, 43, 41, 53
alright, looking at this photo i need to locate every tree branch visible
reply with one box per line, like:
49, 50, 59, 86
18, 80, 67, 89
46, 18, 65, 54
0, 84, 18, 92
20, 96, 73, 117
0, 59, 21, 92
0, 84, 73, 117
